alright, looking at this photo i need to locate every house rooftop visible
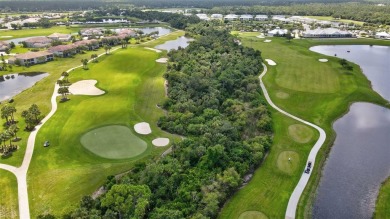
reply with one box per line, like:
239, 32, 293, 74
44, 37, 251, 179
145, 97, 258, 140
15, 51, 53, 60
48, 44, 76, 52
48, 33, 71, 38
24, 37, 52, 43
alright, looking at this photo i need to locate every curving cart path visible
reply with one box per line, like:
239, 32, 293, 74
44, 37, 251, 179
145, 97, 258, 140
0, 31, 179, 218
258, 63, 326, 219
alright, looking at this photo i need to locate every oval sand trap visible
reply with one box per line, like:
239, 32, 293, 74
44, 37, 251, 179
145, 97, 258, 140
156, 58, 168, 63
134, 122, 152, 135
152, 138, 170, 147
69, 80, 104, 96
277, 151, 300, 174
145, 47, 162, 53
81, 125, 147, 159
239, 211, 269, 219
319, 59, 328, 62
276, 91, 289, 99
288, 124, 314, 143
265, 59, 276, 66
264, 39, 272, 43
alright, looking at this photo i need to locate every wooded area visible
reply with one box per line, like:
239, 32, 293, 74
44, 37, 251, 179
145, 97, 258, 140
62, 24, 273, 219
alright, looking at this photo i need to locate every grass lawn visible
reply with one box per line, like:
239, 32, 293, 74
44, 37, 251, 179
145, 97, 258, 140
0, 26, 80, 39
374, 177, 390, 219
27, 46, 179, 217
0, 170, 18, 219
238, 211, 269, 219
305, 16, 365, 26
80, 125, 147, 159
219, 33, 390, 218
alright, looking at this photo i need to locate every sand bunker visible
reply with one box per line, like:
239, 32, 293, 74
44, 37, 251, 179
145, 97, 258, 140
156, 58, 168, 63
134, 122, 152, 135
319, 59, 328, 62
145, 47, 162, 53
265, 59, 276, 66
69, 80, 105, 96
257, 35, 265, 39
264, 40, 272, 43
152, 138, 170, 147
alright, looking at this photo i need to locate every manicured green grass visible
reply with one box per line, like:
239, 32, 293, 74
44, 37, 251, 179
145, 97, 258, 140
238, 211, 269, 219
80, 125, 147, 159
277, 151, 300, 175
305, 16, 365, 26
0, 26, 80, 39
27, 46, 179, 217
374, 177, 390, 219
288, 124, 314, 143
219, 34, 390, 219
0, 170, 18, 219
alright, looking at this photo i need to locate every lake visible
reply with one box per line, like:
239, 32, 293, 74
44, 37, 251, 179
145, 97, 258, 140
134, 27, 172, 36
0, 72, 49, 101
155, 36, 193, 51
311, 45, 390, 219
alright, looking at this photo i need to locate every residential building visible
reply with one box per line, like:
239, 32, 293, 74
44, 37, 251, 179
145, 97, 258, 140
23, 37, 53, 48
240, 15, 253, 21
47, 33, 72, 42
80, 28, 104, 37
267, 28, 288, 37
255, 15, 268, 21
375, 32, 390, 39
210, 14, 223, 20
0, 41, 10, 52
48, 44, 77, 57
303, 28, 355, 38
196, 14, 209, 21
73, 39, 100, 50
8, 51, 54, 66
224, 14, 239, 21
116, 29, 136, 37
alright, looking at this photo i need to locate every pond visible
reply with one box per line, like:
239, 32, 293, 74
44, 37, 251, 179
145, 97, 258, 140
5, 36, 45, 44
155, 36, 193, 52
0, 72, 49, 101
134, 27, 172, 36
311, 45, 390, 219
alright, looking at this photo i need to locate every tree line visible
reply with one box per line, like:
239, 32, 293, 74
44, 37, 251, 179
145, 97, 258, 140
54, 23, 272, 219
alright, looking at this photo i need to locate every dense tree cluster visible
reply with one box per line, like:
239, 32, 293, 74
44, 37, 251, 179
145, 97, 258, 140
66, 25, 272, 218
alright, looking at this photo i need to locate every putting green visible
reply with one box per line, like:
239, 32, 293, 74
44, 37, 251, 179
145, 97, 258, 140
80, 125, 147, 159
277, 151, 300, 174
288, 124, 314, 143
238, 211, 269, 219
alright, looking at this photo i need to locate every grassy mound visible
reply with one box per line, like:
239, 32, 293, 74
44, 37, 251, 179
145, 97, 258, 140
81, 125, 147, 159
288, 124, 314, 143
277, 151, 300, 175
276, 91, 289, 99
238, 211, 268, 219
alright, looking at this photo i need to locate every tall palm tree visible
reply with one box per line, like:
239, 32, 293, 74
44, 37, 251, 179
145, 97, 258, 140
81, 59, 88, 69
58, 87, 70, 100
61, 72, 69, 82
9, 124, 19, 141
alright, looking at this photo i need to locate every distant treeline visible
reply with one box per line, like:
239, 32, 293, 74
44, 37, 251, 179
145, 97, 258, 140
208, 3, 390, 24
0, 0, 377, 11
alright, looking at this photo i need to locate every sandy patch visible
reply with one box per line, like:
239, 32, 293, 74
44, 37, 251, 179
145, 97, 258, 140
69, 80, 105, 96
265, 59, 276, 66
145, 47, 162, 53
319, 59, 328, 62
156, 58, 168, 63
152, 138, 170, 147
264, 40, 272, 43
276, 91, 289, 99
134, 122, 152, 135
0, 36, 12, 38
257, 35, 265, 39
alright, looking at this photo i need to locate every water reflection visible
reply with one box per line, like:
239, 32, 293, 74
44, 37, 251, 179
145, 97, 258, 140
0, 72, 48, 101
155, 36, 193, 51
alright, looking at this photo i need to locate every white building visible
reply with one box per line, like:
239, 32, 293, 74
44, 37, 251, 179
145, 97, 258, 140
267, 29, 288, 37
255, 15, 268, 21
196, 14, 209, 21
210, 14, 223, 20
303, 28, 355, 38
224, 14, 239, 21
240, 15, 253, 21
375, 32, 390, 39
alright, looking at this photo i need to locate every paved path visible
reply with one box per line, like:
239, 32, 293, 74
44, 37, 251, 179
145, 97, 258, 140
0, 32, 177, 218
258, 63, 326, 219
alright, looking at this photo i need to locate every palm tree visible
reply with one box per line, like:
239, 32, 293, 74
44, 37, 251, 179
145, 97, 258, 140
61, 71, 69, 82
58, 87, 70, 100
91, 54, 98, 63
1, 105, 10, 125
29, 104, 41, 123
104, 45, 111, 54
81, 59, 88, 69
9, 124, 19, 141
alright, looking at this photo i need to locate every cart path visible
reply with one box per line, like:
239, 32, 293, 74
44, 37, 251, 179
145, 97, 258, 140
258, 63, 326, 219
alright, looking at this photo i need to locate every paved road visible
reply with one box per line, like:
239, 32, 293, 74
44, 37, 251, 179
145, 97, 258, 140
258, 63, 326, 219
